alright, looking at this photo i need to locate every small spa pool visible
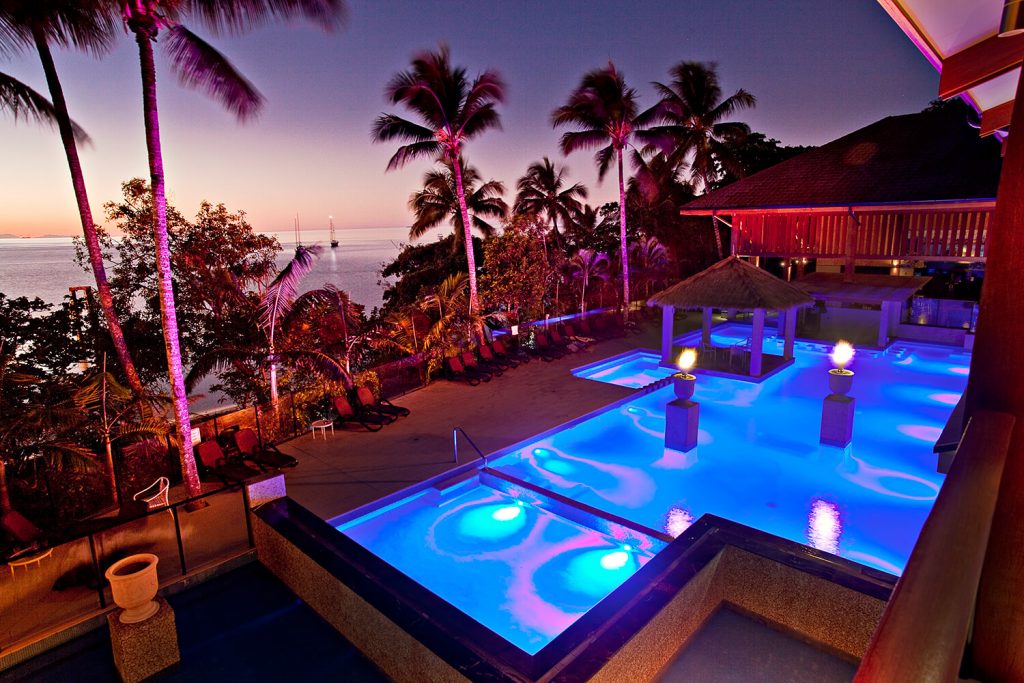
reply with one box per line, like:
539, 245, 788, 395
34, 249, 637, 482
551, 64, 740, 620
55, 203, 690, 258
338, 480, 659, 654
573, 350, 676, 388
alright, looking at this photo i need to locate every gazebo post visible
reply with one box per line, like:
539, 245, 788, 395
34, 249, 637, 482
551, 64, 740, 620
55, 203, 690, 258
877, 300, 893, 348
750, 308, 766, 377
661, 305, 675, 363
701, 307, 712, 347
784, 305, 797, 359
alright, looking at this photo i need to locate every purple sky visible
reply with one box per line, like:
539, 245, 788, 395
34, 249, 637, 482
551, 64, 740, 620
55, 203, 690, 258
0, 0, 936, 237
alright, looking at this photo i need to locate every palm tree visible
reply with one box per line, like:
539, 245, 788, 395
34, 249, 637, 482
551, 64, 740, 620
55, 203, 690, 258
514, 157, 587, 259
648, 61, 756, 256
568, 249, 610, 313
372, 44, 505, 314
121, 0, 344, 498
553, 62, 663, 319
629, 237, 670, 298
409, 159, 508, 252
1, 2, 147, 394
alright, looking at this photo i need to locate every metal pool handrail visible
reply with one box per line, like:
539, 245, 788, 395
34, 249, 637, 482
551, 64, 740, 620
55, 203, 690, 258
453, 426, 487, 463
853, 410, 1014, 682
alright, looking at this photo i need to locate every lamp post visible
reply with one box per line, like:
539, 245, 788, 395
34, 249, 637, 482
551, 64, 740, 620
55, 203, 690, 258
821, 340, 856, 447
666, 349, 700, 452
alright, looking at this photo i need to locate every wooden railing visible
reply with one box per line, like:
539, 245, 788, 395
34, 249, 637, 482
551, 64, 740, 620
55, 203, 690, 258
853, 410, 1014, 682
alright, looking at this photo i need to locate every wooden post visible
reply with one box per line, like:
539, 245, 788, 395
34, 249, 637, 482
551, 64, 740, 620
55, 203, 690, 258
784, 305, 797, 360
968, 68, 1024, 683
844, 210, 857, 283
750, 308, 765, 377
702, 307, 712, 347
661, 305, 675, 364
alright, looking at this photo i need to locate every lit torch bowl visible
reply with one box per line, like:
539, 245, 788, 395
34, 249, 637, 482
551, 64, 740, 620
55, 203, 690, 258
673, 372, 697, 400
828, 368, 854, 395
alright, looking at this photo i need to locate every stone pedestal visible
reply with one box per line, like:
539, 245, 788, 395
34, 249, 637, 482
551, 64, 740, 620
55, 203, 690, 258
820, 394, 855, 448
108, 596, 179, 682
666, 398, 700, 452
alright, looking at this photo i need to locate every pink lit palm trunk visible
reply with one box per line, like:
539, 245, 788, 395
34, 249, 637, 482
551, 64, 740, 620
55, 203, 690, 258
135, 32, 201, 498
617, 148, 630, 320
0, 461, 10, 515
451, 156, 480, 318
33, 31, 145, 396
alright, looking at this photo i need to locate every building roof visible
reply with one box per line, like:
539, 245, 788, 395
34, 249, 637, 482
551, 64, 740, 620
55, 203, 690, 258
680, 106, 1002, 213
795, 272, 932, 304
648, 256, 814, 311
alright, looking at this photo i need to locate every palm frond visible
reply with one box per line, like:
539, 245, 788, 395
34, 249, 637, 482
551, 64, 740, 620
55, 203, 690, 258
259, 244, 321, 335
164, 25, 264, 121
181, 0, 347, 35
0, 71, 90, 143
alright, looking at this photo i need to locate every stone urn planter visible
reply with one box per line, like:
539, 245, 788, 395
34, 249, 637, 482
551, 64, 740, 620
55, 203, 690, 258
828, 368, 854, 396
673, 372, 697, 400
106, 554, 160, 624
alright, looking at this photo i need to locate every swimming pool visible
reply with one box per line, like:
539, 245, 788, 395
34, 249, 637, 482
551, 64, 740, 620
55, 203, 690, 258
572, 350, 676, 388
491, 325, 969, 575
338, 479, 660, 654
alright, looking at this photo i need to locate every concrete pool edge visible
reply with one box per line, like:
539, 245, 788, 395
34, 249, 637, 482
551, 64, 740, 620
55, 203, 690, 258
254, 497, 896, 682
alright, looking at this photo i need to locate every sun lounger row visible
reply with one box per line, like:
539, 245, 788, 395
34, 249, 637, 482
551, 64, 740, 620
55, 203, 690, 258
331, 385, 410, 432
195, 426, 298, 487
445, 338, 531, 385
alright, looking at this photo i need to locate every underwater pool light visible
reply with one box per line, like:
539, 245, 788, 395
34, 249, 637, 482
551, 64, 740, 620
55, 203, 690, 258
599, 551, 630, 570
491, 505, 523, 522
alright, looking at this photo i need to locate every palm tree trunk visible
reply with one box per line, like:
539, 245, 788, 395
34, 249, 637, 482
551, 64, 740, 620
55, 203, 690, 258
617, 148, 630, 320
0, 460, 10, 514
135, 30, 201, 499
103, 437, 119, 507
706, 174, 724, 258
450, 157, 479, 315
33, 31, 145, 396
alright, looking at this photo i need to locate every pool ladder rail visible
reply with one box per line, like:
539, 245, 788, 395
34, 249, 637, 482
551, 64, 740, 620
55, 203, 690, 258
453, 426, 487, 464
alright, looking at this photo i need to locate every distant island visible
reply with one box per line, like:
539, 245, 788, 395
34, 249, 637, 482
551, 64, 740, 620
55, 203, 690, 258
0, 233, 75, 239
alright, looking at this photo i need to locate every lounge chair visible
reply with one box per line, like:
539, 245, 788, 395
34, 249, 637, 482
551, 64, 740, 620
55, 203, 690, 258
550, 327, 583, 353
531, 331, 563, 360
1, 510, 43, 554
233, 428, 298, 468
446, 355, 488, 384
460, 351, 496, 381
479, 343, 512, 370
356, 386, 410, 418
195, 440, 263, 486
465, 348, 502, 376
563, 323, 595, 348
332, 395, 389, 431
492, 338, 529, 365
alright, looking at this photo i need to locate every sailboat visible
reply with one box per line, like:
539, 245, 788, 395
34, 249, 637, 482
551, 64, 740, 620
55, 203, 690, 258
330, 215, 338, 248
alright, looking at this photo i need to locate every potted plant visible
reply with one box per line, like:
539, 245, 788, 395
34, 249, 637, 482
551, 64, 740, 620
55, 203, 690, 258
105, 553, 160, 623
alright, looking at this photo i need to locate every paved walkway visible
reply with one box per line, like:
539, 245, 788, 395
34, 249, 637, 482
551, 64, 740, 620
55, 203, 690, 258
278, 317, 696, 521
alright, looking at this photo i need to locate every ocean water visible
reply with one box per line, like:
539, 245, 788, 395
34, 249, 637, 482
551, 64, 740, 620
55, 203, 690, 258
0, 227, 447, 311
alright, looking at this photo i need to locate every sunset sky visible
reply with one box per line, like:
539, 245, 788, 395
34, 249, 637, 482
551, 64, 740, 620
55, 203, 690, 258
0, 0, 938, 237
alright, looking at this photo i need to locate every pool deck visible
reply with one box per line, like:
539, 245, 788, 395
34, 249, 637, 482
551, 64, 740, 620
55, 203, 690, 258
277, 316, 696, 521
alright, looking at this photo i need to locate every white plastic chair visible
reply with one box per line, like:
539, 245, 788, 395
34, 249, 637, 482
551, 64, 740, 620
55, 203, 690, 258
133, 477, 170, 510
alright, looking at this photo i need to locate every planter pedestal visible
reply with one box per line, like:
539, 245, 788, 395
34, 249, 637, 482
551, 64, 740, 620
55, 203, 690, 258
666, 398, 700, 452
108, 596, 180, 683
820, 394, 855, 448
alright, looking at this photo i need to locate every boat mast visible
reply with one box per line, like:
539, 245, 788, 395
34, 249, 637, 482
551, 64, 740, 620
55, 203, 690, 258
330, 215, 338, 248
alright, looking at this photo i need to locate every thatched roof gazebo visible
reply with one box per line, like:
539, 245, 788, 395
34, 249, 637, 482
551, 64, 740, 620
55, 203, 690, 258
649, 256, 814, 378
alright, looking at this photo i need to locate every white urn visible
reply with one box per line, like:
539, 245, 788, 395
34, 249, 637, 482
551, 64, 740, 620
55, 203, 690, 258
105, 554, 160, 624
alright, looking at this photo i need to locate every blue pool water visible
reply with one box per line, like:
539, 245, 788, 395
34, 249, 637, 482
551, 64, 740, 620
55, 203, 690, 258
492, 325, 969, 576
573, 350, 676, 388
338, 482, 658, 654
